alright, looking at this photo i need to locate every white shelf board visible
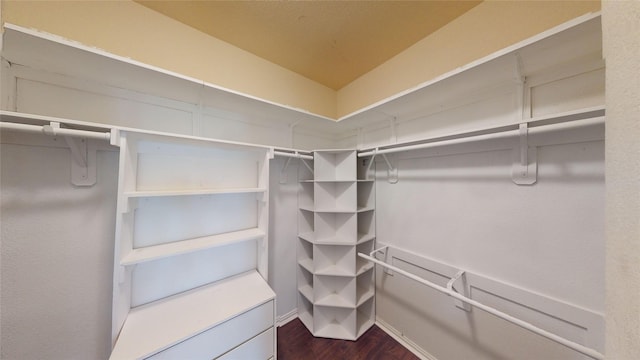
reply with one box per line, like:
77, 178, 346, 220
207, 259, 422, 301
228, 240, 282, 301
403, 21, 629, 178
298, 285, 314, 303
313, 235, 355, 246
110, 270, 274, 359
314, 208, 357, 214
298, 259, 314, 273
356, 286, 375, 307
298, 310, 314, 334
357, 206, 375, 213
356, 317, 375, 338
125, 188, 266, 198
315, 294, 356, 309
357, 233, 376, 244
313, 180, 357, 183
357, 261, 375, 276
298, 232, 315, 243
299, 206, 315, 213
121, 228, 265, 266
315, 265, 353, 277
314, 323, 355, 341
357, 179, 375, 183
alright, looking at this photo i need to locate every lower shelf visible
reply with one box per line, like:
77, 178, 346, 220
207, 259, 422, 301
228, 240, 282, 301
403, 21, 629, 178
110, 270, 275, 359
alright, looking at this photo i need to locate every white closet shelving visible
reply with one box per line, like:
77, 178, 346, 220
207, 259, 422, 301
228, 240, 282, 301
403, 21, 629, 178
110, 129, 275, 359
297, 150, 376, 341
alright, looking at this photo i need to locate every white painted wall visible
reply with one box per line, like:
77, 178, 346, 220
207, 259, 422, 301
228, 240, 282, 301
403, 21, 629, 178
373, 135, 604, 359
268, 157, 301, 322
602, 1, 640, 359
0, 135, 118, 359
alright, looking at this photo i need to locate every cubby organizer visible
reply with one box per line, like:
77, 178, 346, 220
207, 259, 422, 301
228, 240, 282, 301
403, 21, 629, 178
297, 150, 376, 340
110, 129, 275, 359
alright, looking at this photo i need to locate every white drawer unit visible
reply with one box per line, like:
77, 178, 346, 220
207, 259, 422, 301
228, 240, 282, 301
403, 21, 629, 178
148, 296, 274, 359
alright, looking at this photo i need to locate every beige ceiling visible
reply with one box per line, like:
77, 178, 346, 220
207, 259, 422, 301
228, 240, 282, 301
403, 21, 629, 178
134, 1, 481, 90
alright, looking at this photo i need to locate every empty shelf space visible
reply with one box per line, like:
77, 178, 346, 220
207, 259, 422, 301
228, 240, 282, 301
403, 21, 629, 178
125, 187, 266, 198
315, 265, 354, 277
314, 208, 357, 213
315, 294, 355, 308
356, 286, 375, 306
110, 270, 275, 360
298, 285, 314, 302
121, 228, 265, 266
357, 206, 375, 213
298, 259, 314, 273
357, 233, 376, 244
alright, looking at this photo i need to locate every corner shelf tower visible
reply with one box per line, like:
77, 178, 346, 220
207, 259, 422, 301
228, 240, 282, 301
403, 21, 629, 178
110, 129, 275, 359
297, 150, 376, 340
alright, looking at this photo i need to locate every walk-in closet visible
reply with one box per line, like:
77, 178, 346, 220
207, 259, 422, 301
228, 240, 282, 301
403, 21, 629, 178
1, 1, 639, 360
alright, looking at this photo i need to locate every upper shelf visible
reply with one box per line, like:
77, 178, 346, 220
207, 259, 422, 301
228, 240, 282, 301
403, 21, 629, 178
1, 13, 602, 136
109, 270, 274, 359
124, 188, 266, 198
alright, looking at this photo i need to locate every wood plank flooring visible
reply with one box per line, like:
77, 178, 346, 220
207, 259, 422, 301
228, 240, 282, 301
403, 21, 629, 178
277, 319, 420, 360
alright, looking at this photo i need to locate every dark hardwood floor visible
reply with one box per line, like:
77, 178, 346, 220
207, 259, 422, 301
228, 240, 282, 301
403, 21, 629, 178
277, 319, 420, 360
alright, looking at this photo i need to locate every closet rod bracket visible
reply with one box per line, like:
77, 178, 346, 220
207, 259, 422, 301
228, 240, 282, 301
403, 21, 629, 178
378, 150, 398, 184
512, 123, 537, 185
447, 270, 471, 311
46, 121, 98, 187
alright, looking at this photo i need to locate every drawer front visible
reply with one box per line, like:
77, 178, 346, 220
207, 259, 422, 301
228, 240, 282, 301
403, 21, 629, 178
217, 327, 274, 360
148, 300, 273, 359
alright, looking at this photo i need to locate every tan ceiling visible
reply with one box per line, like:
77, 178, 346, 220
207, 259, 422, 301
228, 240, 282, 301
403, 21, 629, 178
134, 1, 481, 90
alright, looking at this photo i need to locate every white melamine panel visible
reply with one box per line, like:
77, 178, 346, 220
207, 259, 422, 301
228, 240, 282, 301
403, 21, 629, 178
298, 209, 314, 236
201, 112, 290, 148
356, 297, 375, 337
122, 228, 264, 265
314, 275, 356, 308
110, 271, 274, 359
313, 306, 356, 340
16, 77, 194, 135
313, 244, 355, 276
297, 238, 314, 271
298, 182, 314, 210
298, 295, 314, 332
357, 181, 375, 210
131, 241, 256, 307
149, 301, 273, 359
135, 147, 258, 191
132, 193, 257, 248
314, 181, 356, 212
356, 268, 375, 306
357, 211, 376, 243
314, 212, 357, 244
531, 69, 605, 118
314, 151, 356, 181
217, 327, 275, 360
298, 265, 314, 302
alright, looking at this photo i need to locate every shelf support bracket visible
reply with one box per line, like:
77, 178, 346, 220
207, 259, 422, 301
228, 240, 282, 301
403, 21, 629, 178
447, 270, 471, 311
512, 123, 537, 185
381, 152, 398, 184
44, 122, 97, 187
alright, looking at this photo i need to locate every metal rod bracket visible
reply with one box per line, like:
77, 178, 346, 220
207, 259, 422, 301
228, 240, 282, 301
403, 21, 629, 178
381, 153, 398, 184
64, 134, 97, 187
447, 270, 472, 312
512, 123, 537, 185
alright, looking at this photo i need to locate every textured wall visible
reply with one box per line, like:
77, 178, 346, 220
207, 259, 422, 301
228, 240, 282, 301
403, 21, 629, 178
603, 1, 640, 359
